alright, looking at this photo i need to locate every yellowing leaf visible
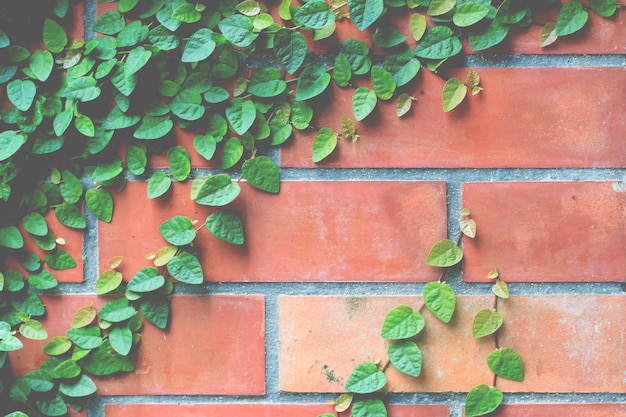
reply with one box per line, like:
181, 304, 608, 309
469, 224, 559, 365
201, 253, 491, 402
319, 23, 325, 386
396, 93, 413, 117
409, 13, 427, 41
540, 22, 558, 47
466, 69, 480, 89
492, 280, 510, 298
460, 218, 476, 238
442, 77, 467, 112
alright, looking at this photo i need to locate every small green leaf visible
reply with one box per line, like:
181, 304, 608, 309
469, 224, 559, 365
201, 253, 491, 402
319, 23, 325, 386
36, 394, 67, 416
43, 336, 72, 356
7, 79, 36, 111
351, 399, 387, 417
63, 76, 101, 102
172, 2, 202, 22
333, 53, 352, 88
294, 0, 335, 29
242, 156, 280, 194
66, 326, 103, 349
52, 359, 81, 379
218, 14, 257, 47
226, 98, 256, 135
59, 374, 97, 398
29, 50, 54, 81
556, 1, 589, 36
442, 77, 467, 112
134, 116, 173, 139
221, 138, 244, 169
95, 270, 123, 295
75, 114, 96, 137
248, 67, 287, 98
415, 26, 462, 59
23, 212, 48, 236
352, 87, 377, 121
296, 65, 331, 101
194, 134, 217, 161
428, 0, 456, 16
43, 18, 67, 53
28, 270, 58, 290
472, 309, 503, 338
336, 40, 371, 75
373, 26, 406, 48
205, 211, 245, 245
409, 13, 427, 41
167, 251, 204, 284
469, 20, 510, 51
99, 298, 136, 323
109, 326, 133, 356
94, 11, 125, 35
422, 281, 456, 323
388, 340, 422, 377
371, 66, 396, 100
589, 0, 617, 17
425, 239, 463, 267
45, 250, 77, 270
312, 128, 337, 163
91, 159, 123, 183
0, 335, 23, 351
85, 188, 113, 222
465, 384, 503, 417
487, 347, 524, 382
53, 110, 73, 137
24, 370, 54, 392
0, 131, 28, 161
19, 319, 47, 340
159, 216, 196, 246
453, 2, 490, 27
345, 362, 386, 394
126, 143, 147, 175
72, 305, 96, 328
274, 29, 307, 74
291, 100, 314, 130
381, 305, 425, 339
396, 93, 414, 117
168, 146, 191, 181
128, 267, 165, 293
348, 0, 384, 30
55, 203, 86, 229
194, 174, 241, 206
492, 280, 510, 298
147, 171, 172, 199
182, 28, 216, 62
60, 170, 83, 203
140, 298, 169, 329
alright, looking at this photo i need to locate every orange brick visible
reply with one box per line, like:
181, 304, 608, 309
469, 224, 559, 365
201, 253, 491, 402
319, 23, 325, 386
104, 403, 449, 417
10, 294, 265, 395
279, 295, 625, 393
281, 67, 626, 168
462, 182, 625, 282
488, 403, 626, 417
98, 181, 446, 282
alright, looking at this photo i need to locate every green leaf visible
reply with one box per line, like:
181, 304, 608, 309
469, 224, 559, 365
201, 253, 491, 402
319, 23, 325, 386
19, 319, 47, 340
44, 336, 72, 356
12, 289, 45, 316
242, 156, 280, 193
99, 298, 136, 323
218, 14, 257, 47
312, 128, 337, 163
194, 134, 217, 161
28, 270, 58, 290
182, 28, 216, 62
371, 66, 396, 100
226, 98, 256, 135
159, 216, 196, 246
195, 175, 241, 206
442, 77, 467, 112
425, 239, 463, 267
221, 138, 244, 169
352, 87, 377, 121
205, 211, 244, 245
81, 340, 134, 375
24, 370, 54, 392
373, 26, 406, 49
388, 340, 422, 377
36, 394, 67, 416
72, 305, 96, 328
149, 25, 179, 50
59, 374, 97, 398
53, 110, 73, 136
109, 326, 133, 356
7, 79, 36, 111
348, 0, 385, 30
291, 100, 313, 130
589, 0, 617, 17
333, 53, 352, 88
453, 2, 490, 27
381, 305, 425, 339
52, 359, 81, 379
117, 21, 148, 48
94, 11, 125, 35
75, 114, 95, 137
134, 116, 173, 139
465, 384, 503, 417
168, 146, 191, 181
468, 20, 510, 51
63, 76, 101, 102
274, 29, 307, 74
128, 267, 165, 293
0, 226, 24, 249
556, 1, 588, 36
43, 18, 67, 53
248, 67, 287, 98
422, 282, 456, 323
428, 0, 456, 16
409, 13, 427, 41
472, 309, 503, 338
124, 46, 151, 76
295, 0, 335, 29
172, 2, 202, 22
0, 335, 23, 351
147, 171, 172, 199
492, 280, 510, 298
95, 270, 123, 295
296, 65, 331, 101
0, 131, 27, 161
351, 399, 387, 417
140, 298, 169, 329
22, 212, 48, 236
167, 251, 204, 284
45, 249, 77, 270
30, 50, 54, 81
126, 143, 147, 175
336, 40, 371, 75
85, 188, 113, 222
495, 1, 527, 24
60, 170, 82, 203
487, 347, 524, 382
345, 362, 386, 394
415, 26, 462, 59
66, 326, 103, 349
91, 159, 123, 183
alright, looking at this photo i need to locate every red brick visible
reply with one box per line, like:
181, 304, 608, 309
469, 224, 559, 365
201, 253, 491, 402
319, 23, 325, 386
462, 182, 625, 282
104, 403, 449, 417
281, 67, 626, 168
488, 403, 626, 417
98, 181, 446, 282
10, 294, 265, 395
279, 295, 625, 393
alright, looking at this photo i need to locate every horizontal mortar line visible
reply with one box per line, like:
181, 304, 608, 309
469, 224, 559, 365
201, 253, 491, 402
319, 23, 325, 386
94, 391, 626, 405
54, 281, 625, 296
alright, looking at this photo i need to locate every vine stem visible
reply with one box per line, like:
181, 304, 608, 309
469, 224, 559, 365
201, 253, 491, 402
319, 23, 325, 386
381, 300, 425, 373
492, 292, 500, 387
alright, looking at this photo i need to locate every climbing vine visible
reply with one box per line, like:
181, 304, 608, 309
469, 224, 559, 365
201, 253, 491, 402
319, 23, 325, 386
0, 0, 620, 416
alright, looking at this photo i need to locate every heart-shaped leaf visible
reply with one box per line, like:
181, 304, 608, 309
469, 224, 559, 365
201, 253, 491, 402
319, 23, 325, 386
312, 128, 338, 163
381, 305, 425, 339
127, 267, 165, 293
352, 87, 377, 121
556, 1, 588, 36
422, 281, 456, 323
465, 384, 503, 417
345, 362, 386, 394
296, 65, 331, 101
388, 340, 422, 377
348, 0, 384, 30
472, 309, 503, 338
242, 156, 280, 193
487, 347, 524, 382
425, 239, 463, 267
351, 398, 387, 417
442, 77, 467, 112
167, 251, 204, 284
158, 216, 196, 246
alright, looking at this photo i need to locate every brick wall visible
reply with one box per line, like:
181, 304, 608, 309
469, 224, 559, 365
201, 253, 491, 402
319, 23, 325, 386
11, 1, 626, 416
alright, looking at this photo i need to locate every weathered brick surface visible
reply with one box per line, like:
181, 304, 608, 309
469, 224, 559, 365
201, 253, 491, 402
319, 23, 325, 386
104, 403, 449, 417
279, 295, 625, 393
462, 181, 626, 282
281, 67, 626, 168
10, 294, 265, 395
487, 403, 626, 417
99, 181, 447, 282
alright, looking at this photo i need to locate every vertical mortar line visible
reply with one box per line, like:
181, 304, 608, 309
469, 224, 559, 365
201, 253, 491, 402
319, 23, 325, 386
83, 0, 97, 41
444, 173, 464, 287
264, 291, 281, 400
80, 178, 100, 292
86, 392, 105, 417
